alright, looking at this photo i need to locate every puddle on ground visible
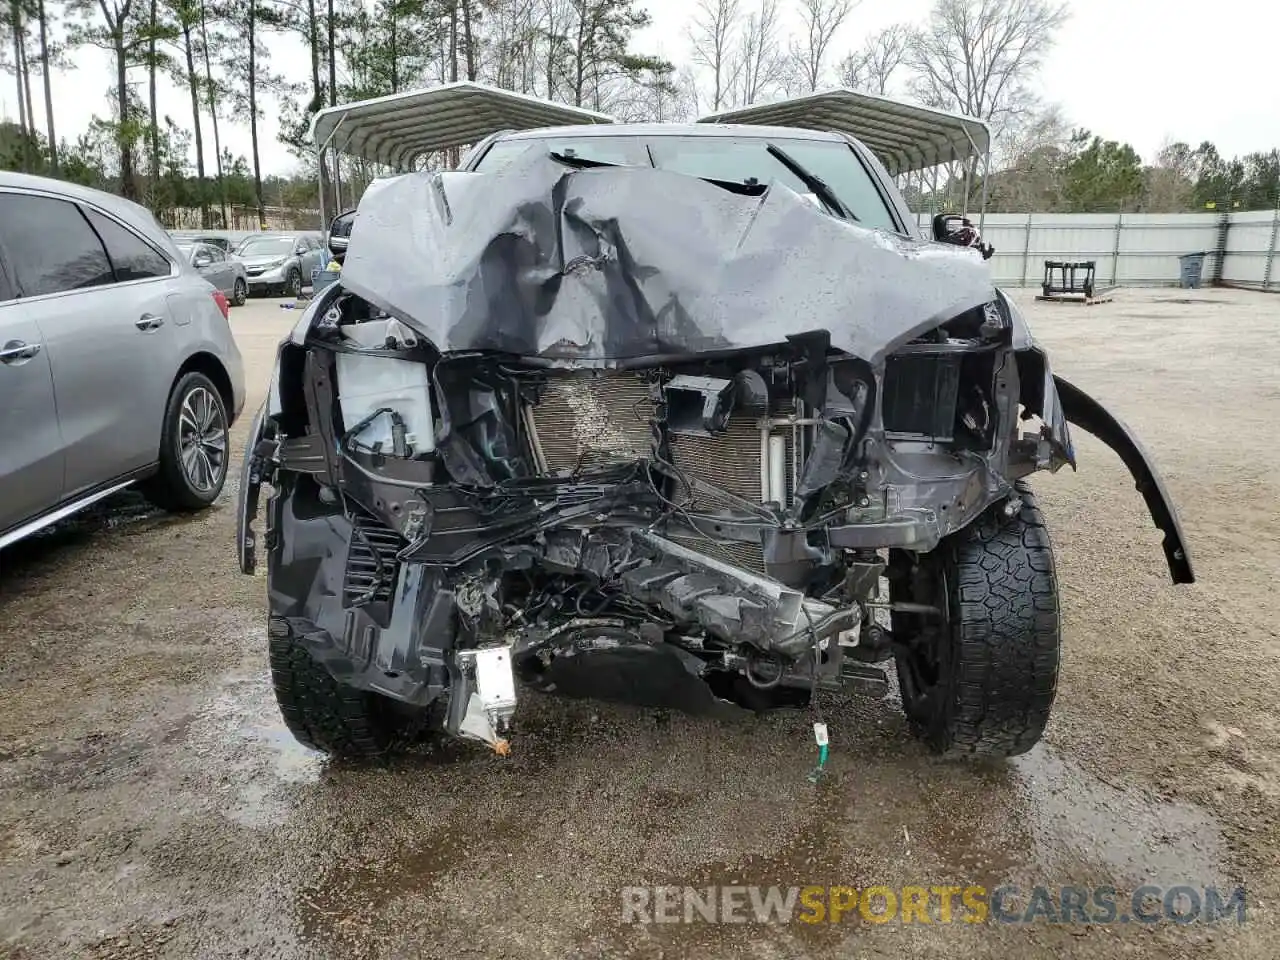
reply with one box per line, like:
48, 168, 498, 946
183, 671, 326, 828
1010, 745, 1226, 885
296, 817, 531, 950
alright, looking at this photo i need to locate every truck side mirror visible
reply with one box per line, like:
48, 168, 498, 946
932, 213, 995, 260
328, 209, 357, 264
932, 214, 966, 243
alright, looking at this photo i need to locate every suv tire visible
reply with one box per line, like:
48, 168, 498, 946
891, 485, 1061, 758
232, 277, 248, 306
268, 621, 408, 757
142, 371, 229, 512
284, 268, 302, 298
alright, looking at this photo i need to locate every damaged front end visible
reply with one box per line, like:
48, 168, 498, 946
237, 156, 1193, 754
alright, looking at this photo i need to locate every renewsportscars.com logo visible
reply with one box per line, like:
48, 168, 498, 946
620, 885, 1247, 926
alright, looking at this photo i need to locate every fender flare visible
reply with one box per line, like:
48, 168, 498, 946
1054, 375, 1195, 584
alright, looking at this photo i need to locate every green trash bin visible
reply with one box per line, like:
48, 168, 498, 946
1178, 252, 1207, 289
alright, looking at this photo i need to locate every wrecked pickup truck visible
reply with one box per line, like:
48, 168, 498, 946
236, 120, 1194, 760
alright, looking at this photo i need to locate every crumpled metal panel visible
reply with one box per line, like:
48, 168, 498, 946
339, 150, 996, 363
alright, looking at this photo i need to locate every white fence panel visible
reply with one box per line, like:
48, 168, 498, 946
1222, 210, 1278, 288
912, 210, 1276, 290
1115, 214, 1220, 286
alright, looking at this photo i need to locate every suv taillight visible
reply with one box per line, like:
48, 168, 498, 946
212, 290, 230, 319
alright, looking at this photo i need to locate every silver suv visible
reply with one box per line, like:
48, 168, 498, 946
0, 172, 246, 550
234, 233, 327, 298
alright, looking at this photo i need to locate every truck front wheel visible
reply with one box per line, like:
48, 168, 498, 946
890, 486, 1061, 758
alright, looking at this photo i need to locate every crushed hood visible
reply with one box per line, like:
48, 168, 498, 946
340, 151, 996, 362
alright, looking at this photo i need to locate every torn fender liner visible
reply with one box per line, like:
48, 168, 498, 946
339, 151, 996, 362
1054, 375, 1195, 584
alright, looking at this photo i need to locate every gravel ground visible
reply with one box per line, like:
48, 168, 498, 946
1, 288, 1277, 959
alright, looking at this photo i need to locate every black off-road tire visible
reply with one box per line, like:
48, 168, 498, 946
141, 371, 229, 512
268, 622, 408, 757
892, 486, 1061, 758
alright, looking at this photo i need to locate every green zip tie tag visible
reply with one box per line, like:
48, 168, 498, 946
807, 724, 830, 783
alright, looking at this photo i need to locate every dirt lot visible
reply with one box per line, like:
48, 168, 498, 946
1, 288, 1278, 959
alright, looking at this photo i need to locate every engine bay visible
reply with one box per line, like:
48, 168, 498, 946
245, 286, 1056, 746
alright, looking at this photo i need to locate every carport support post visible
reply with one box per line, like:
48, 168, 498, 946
1264, 192, 1279, 292
314, 115, 348, 233
316, 143, 327, 232
977, 150, 990, 233
1020, 209, 1032, 286
959, 128, 989, 232
1111, 211, 1123, 287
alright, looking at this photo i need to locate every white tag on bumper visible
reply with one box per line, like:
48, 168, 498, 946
457, 645, 517, 751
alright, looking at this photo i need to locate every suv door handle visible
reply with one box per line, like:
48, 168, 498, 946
0, 340, 41, 364
135, 314, 165, 331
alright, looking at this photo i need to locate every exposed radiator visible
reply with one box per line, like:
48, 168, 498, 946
668, 404, 795, 574
530, 371, 654, 474
529, 371, 798, 575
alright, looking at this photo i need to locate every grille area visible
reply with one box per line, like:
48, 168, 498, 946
343, 511, 403, 606
529, 371, 798, 575
531, 371, 654, 474
668, 406, 794, 574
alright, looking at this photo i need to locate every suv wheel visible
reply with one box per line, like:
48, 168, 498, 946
142, 372, 229, 511
890, 485, 1061, 758
284, 269, 302, 298
231, 277, 247, 306
268, 619, 424, 757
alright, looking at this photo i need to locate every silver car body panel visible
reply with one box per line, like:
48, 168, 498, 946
179, 241, 247, 297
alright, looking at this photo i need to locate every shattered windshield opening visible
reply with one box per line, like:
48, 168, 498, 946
647, 137, 893, 229
477, 135, 898, 231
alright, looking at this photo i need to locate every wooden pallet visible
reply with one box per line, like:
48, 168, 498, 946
1034, 293, 1115, 306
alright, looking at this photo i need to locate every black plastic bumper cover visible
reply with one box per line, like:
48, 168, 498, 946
1054, 375, 1195, 584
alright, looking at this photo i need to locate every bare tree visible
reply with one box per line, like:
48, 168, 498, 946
792, 0, 854, 92
687, 0, 739, 111
198, 0, 227, 225
487, 0, 540, 92
837, 22, 906, 94
4, 6, 24, 129
67, 0, 155, 198
907, 0, 1068, 143
906, 0, 1067, 208
986, 102, 1066, 210
17, 1, 32, 137
35, 0, 59, 171
730, 0, 781, 106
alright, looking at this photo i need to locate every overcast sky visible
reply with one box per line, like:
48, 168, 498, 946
2, 0, 1275, 176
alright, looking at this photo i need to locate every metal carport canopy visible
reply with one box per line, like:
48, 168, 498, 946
697, 88, 990, 177
310, 81, 616, 170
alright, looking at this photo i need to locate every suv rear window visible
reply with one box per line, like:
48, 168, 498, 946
84, 209, 172, 281
475, 134, 898, 231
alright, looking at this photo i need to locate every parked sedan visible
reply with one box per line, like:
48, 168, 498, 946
0, 171, 246, 550
235, 233, 326, 298
176, 241, 248, 306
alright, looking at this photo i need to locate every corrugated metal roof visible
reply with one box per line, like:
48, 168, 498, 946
310, 82, 615, 169
697, 89, 990, 176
